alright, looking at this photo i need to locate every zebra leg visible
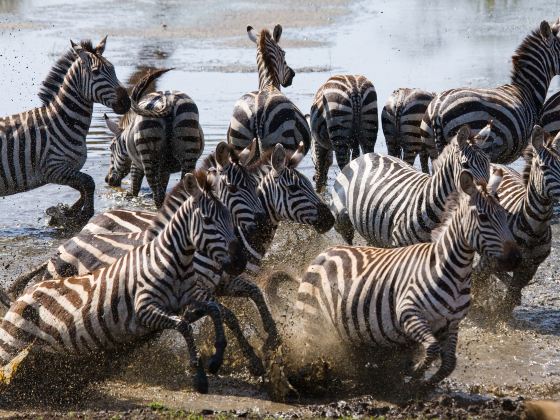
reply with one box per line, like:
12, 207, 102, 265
136, 304, 209, 393
427, 324, 458, 384
143, 156, 165, 208
130, 164, 144, 197
402, 313, 441, 380
312, 140, 332, 193
501, 265, 538, 314
217, 275, 281, 352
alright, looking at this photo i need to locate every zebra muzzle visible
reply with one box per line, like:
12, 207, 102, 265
494, 241, 522, 272
222, 239, 247, 276
312, 204, 335, 234
112, 87, 131, 115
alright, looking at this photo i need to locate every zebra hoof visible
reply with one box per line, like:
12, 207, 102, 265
248, 357, 266, 377
193, 371, 209, 394
207, 354, 223, 375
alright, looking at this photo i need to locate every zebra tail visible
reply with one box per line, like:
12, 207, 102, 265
130, 68, 175, 118
263, 270, 300, 307
6, 261, 48, 300
349, 92, 363, 148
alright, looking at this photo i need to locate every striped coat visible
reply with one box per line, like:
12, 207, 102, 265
309, 74, 378, 191
381, 88, 435, 173
295, 170, 520, 384
0, 38, 130, 225
227, 25, 310, 156
421, 19, 560, 164
331, 125, 491, 247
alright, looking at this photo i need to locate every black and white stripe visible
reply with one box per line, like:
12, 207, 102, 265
308, 74, 378, 191
295, 170, 519, 384
331, 125, 491, 246
381, 88, 435, 173
227, 25, 310, 155
421, 19, 560, 164
0, 38, 130, 224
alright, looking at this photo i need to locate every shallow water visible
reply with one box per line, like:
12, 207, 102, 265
1, 0, 560, 408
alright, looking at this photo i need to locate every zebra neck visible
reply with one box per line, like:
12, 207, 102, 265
434, 215, 475, 282
519, 173, 553, 234
47, 62, 94, 140
257, 51, 280, 90
424, 153, 457, 216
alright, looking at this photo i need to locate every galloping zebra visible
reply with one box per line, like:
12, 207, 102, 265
0, 172, 246, 394
381, 88, 435, 173
539, 89, 560, 136
421, 19, 560, 163
331, 124, 491, 247
0, 38, 130, 225
227, 25, 310, 155
104, 68, 204, 208
308, 74, 378, 192
293, 170, 520, 384
473, 125, 560, 313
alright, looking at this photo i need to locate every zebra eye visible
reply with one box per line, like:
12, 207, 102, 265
203, 216, 212, 224
92, 67, 100, 75
478, 212, 489, 222
287, 184, 299, 192
461, 161, 470, 169
540, 164, 549, 170
228, 184, 239, 193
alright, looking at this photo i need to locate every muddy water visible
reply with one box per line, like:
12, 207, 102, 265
1, 0, 560, 414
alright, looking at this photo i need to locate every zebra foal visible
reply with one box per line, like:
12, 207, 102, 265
308, 74, 378, 192
0, 38, 130, 226
294, 170, 520, 384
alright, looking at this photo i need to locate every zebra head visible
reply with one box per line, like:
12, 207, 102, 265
524, 125, 560, 201
182, 172, 247, 276
457, 169, 520, 272
103, 114, 130, 187
259, 142, 334, 233
435, 124, 491, 185
205, 141, 267, 233
247, 24, 295, 89
70, 37, 130, 114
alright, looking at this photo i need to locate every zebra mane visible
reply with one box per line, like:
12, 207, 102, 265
430, 192, 461, 242
429, 139, 456, 172
198, 145, 240, 172
258, 29, 280, 87
521, 145, 536, 186
511, 28, 552, 84
38, 40, 95, 106
246, 147, 298, 173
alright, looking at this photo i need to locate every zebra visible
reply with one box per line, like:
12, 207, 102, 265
292, 169, 520, 385
0, 171, 246, 394
381, 88, 435, 173
104, 68, 205, 208
421, 19, 560, 164
539, 89, 560, 136
473, 125, 560, 314
0, 37, 130, 226
308, 74, 378, 192
331, 124, 491, 247
227, 24, 311, 156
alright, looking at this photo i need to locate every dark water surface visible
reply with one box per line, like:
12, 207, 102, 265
1, 0, 560, 399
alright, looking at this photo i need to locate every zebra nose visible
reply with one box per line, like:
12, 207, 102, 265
105, 171, 122, 187
282, 68, 295, 87
112, 87, 131, 114
312, 203, 335, 234
255, 212, 268, 229
222, 239, 247, 276
496, 240, 521, 272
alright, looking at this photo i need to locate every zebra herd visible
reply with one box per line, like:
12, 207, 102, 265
1, 18, 560, 398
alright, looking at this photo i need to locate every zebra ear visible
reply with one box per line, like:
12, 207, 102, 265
455, 125, 471, 147
183, 173, 203, 200
238, 139, 257, 166
304, 114, 311, 126
488, 167, 503, 195
473, 120, 493, 145
71, 40, 91, 69
540, 20, 554, 45
104, 113, 122, 136
271, 143, 287, 173
247, 26, 258, 44
531, 125, 545, 151
273, 24, 282, 43
459, 170, 476, 196
289, 142, 305, 168
551, 131, 560, 152
95, 35, 108, 55
215, 142, 231, 170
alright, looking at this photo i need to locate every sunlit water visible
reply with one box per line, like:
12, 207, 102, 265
1, 0, 560, 395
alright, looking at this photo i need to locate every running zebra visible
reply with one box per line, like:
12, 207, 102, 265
421, 19, 560, 163
293, 170, 520, 384
473, 125, 560, 313
227, 25, 310, 155
0, 172, 246, 393
381, 88, 435, 173
331, 124, 491, 247
104, 68, 204, 208
308, 74, 378, 192
539, 89, 560, 136
0, 38, 130, 225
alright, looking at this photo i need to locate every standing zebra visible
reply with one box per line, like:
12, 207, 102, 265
381, 88, 435, 173
104, 69, 204, 208
421, 19, 560, 163
331, 124, 491, 247
293, 170, 520, 384
227, 25, 310, 155
0, 172, 246, 393
539, 89, 560, 136
473, 126, 560, 314
0, 38, 130, 225
308, 74, 378, 192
